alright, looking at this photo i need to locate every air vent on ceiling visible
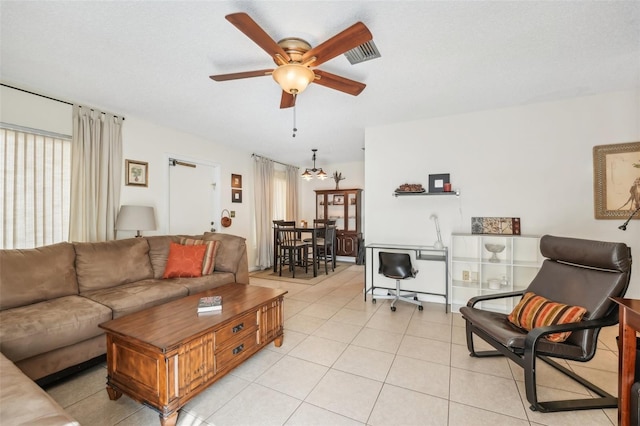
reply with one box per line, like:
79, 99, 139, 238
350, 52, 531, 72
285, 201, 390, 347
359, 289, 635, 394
344, 40, 381, 65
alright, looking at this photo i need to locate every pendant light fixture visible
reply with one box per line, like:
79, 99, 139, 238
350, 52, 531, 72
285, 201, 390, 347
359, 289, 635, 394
301, 149, 328, 181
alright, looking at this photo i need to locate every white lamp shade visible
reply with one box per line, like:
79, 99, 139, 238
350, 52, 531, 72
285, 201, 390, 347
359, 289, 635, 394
115, 205, 156, 236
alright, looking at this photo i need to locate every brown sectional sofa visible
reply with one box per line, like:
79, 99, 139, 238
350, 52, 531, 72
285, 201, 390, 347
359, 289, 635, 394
0, 232, 248, 425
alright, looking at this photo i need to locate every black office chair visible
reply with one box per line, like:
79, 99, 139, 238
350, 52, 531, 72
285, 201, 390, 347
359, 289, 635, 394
374, 252, 422, 311
460, 235, 632, 412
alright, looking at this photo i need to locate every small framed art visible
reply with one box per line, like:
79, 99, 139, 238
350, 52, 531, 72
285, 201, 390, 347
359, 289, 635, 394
232, 189, 242, 203
231, 174, 242, 189
428, 173, 450, 193
125, 160, 148, 187
593, 142, 640, 219
333, 194, 345, 205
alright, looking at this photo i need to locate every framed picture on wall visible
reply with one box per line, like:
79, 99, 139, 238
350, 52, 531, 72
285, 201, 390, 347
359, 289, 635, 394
231, 174, 242, 189
125, 159, 148, 187
428, 173, 450, 193
593, 142, 640, 219
232, 189, 242, 203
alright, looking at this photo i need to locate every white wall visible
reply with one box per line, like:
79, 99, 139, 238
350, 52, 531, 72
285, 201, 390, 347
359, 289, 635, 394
365, 90, 640, 298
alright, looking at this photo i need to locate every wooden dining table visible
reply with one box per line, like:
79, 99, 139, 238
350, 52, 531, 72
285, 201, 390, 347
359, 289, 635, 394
273, 225, 323, 277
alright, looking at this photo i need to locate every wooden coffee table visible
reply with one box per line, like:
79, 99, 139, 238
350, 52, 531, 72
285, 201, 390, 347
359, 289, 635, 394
99, 283, 287, 426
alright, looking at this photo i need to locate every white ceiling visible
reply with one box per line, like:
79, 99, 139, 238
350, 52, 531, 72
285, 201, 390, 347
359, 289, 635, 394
1, 1, 639, 166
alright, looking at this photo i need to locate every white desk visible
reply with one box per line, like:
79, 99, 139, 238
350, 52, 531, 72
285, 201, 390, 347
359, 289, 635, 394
365, 243, 449, 312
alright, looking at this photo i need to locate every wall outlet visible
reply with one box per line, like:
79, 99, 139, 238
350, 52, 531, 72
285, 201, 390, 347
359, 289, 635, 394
230, 211, 236, 218
462, 270, 470, 281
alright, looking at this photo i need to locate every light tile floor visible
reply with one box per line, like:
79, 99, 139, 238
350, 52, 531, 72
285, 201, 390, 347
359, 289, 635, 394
45, 265, 620, 425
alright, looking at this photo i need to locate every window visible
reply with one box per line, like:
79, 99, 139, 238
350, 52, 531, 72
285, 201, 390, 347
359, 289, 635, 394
1, 126, 71, 249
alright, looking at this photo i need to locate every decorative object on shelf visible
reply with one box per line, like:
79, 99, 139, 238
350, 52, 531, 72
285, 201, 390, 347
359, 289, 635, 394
500, 276, 509, 287
231, 189, 242, 203
428, 173, 450, 193
484, 243, 505, 262
115, 205, 156, 237
471, 217, 521, 235
125, 159, 148, 187
333, 171, 345, 189
593, 141, 640, 220
395, 183, 425, 193
430, 214, 444, 249
221, 209, 232, 227
488, 278, 501, 289
231, 174, 242, 188
333, 194, 345, 205
301, 149, 328, 180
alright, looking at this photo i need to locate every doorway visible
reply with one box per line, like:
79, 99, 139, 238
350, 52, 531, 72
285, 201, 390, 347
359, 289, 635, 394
167, 156, 220, 235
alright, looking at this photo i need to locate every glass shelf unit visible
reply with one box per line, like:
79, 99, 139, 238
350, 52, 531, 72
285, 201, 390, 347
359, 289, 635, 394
450, 233, 542, 313
316, 189, 362, 257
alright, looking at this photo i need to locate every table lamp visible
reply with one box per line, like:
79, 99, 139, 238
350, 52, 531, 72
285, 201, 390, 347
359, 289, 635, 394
115, 205, 156, 237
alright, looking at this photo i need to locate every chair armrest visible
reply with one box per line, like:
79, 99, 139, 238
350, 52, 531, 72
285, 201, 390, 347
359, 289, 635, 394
467, 290, 525, 308
524, 312, 619, 351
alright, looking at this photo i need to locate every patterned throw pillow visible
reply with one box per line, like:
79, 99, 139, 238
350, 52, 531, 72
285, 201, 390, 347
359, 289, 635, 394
179, 238, 219, 275
507, 292, 587, 342
163, 242, 207, 278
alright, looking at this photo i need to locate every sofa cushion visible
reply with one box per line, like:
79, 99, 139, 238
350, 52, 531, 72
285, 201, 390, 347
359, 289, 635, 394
0, 295, 112, 362
74, 238, 154, 293
0, 242, 79, 311
170, 271, 236, 295
81, 279, 188, 319
0, 353, 80, 425
179, 237, 220, 275
146, 235, 183, 279
203, 232, 246, 273
163, 242, 207, 278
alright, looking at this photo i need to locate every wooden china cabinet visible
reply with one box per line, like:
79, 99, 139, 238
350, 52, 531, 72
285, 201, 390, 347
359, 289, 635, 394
315, 188, 363, 257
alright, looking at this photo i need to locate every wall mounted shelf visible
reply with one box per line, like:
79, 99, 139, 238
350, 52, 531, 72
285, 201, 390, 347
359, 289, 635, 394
393, 190, 460, 197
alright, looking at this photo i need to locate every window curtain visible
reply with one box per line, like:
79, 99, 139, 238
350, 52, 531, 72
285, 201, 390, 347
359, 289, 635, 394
69, 105, 123, 242
253, 156, 274, 269
285, 165, 299, 221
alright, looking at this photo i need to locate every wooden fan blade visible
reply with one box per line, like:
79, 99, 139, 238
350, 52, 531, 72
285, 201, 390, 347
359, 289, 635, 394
209, 69, 273, 81
301, 22, 372, 67
280, 91, 296, 109
312, 70, 366, 96
225, 13, 290, 62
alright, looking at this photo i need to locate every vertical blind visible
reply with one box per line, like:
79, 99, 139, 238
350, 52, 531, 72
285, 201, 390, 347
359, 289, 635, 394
1, 127, 71, 249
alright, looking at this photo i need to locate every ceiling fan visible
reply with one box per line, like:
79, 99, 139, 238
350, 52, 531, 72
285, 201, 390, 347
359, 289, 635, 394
209, 12, 373, 109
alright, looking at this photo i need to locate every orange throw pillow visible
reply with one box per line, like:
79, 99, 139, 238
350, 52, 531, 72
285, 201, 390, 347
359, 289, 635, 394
163, 242, 207, 278
508, 292, 587, 342
179, 238, 219, 275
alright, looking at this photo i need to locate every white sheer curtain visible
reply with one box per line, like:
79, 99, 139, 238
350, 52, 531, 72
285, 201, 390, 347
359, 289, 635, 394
253, 156, 274, 269
285, 165, 299, 221
69, 105, 123, 242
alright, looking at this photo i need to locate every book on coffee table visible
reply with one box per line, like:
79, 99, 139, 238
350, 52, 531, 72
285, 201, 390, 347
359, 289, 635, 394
197, 296, 222, 313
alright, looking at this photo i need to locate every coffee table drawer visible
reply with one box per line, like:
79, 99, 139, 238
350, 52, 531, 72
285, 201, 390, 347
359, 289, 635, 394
215, 331, 259, 373
214, 310, 257, 349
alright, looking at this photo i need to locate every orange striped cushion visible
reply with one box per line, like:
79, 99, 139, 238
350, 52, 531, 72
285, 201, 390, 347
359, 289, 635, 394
163, 242, 206, 278
180, 238, 219, 275
508, 292, 587, 342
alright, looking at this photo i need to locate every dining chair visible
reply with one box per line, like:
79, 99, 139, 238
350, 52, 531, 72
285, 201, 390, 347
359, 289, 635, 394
273, 220, 296, 272
314, 224, 337, 274
277, 227, 309, 278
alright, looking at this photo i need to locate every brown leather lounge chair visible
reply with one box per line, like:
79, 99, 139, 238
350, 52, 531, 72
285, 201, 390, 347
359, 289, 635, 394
460, 235, 632, 412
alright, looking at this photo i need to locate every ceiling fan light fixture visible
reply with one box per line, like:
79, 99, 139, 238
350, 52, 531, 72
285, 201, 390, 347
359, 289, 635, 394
272, 63, 315, 94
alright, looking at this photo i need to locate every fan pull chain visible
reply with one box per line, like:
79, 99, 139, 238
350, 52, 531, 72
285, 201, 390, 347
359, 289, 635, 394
292, 95, 297, 138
